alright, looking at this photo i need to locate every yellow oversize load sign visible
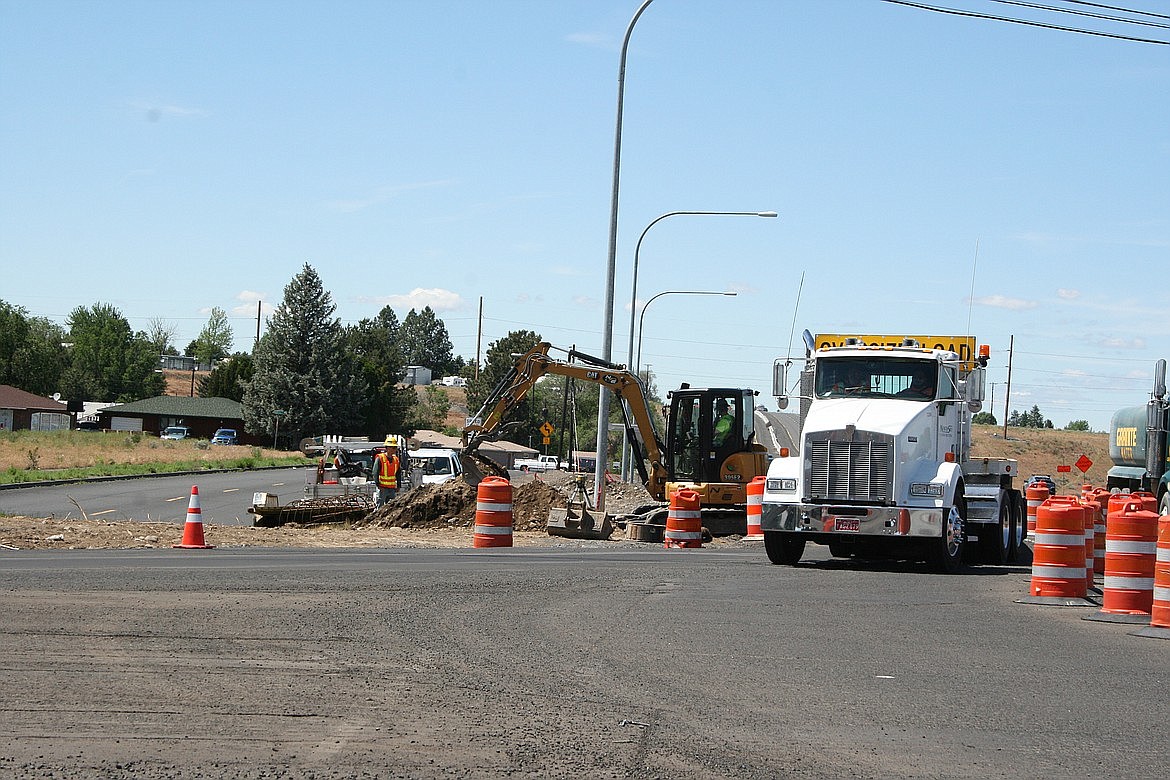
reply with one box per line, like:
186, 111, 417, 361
815, 334, 978, 370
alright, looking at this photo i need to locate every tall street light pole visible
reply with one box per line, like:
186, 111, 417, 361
595, 0, 655, 511
619, 210, 776, 480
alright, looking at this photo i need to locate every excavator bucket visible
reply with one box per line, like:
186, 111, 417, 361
547, 501, 613, 540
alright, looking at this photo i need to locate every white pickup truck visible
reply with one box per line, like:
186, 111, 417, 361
514, 454, 564, 472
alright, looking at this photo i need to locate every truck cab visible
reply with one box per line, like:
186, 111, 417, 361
762, 335, 1021, 572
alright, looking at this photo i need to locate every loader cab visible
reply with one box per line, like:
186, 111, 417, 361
666, 387, 755, 485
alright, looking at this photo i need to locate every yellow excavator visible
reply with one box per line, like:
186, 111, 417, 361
462, 342, 770, 539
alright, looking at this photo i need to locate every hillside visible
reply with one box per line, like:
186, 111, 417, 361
969, 425, 1110, 493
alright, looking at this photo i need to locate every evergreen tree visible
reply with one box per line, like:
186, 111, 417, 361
242, 264, 366, 447
972, 411, 998, 426
1064, 420, 1090, 432
198, 352, 254, 401
345, 306, 417, 438
399, 307, 456, 375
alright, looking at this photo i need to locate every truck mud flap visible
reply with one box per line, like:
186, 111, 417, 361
547, 503, 613, 540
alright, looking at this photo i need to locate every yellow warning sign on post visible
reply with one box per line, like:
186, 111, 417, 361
540, 422, 554, 437
542, 436, 551, 445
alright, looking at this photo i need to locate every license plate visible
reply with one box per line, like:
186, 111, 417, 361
834, 517, 860, 532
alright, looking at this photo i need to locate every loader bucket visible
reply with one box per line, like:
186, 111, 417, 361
547, 502, 613, 540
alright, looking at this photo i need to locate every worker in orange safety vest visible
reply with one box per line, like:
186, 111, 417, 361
372, 439, 400, 507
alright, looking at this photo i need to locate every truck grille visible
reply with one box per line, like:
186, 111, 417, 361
807, 436, 894, 502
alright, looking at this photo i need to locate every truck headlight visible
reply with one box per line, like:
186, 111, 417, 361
766, 478, 797, 492
909, 482, 943, 497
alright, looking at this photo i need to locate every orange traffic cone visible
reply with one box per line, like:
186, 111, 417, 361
173, 485, 215, 549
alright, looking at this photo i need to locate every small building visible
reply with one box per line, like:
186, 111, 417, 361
96, 396, 255, 443
0, 385, 71, 431
404, 366, 432, 386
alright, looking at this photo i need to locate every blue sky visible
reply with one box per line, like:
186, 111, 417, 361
1, 0, 1166, 433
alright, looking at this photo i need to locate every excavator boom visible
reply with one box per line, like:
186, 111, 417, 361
463, 342, 668, 499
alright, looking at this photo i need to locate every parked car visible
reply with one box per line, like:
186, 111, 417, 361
211, 428, 238, 446
160, 426, 190, 440
409, 448, 464, 486
1025, 474, 1057, 495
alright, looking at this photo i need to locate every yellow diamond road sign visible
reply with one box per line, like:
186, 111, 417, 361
540, 422, 554, 437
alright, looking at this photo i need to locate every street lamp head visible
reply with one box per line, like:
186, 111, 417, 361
757, 211, 779, 218
722, 291, 738, 296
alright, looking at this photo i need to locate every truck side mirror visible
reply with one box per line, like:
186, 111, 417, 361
772, 359, 789, 410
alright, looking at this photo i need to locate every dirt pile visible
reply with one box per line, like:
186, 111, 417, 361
360, 470, 658, 533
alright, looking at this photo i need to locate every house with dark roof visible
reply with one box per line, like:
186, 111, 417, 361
0, 385, 71, 431
96, 396, 254, 443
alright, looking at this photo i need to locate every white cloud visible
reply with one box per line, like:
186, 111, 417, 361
1093, 336, 1147, 350
362, 288, 464, 312
971, 294, 1038, 311
1056, 288, 1080, 300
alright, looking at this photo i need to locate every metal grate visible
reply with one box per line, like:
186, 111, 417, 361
808, 438, 894, 502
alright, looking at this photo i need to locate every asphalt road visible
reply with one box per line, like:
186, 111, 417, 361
0, 467, 308, 526
1, 544, 1166, 779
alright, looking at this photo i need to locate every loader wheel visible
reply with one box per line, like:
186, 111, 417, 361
764, 531, 805, 566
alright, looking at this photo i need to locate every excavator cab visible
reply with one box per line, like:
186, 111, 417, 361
665, 387, 767, 522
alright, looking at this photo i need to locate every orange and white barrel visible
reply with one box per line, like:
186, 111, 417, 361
1085, 488, 1109, 580
1030, 498, 1087, 598
1026, 484, 1050, 534
472, 476, 514, 548
664, 488, 703, 549
1101, 500, 1158, 616
744, 476, 765, 541
1152, 515, 1170, 629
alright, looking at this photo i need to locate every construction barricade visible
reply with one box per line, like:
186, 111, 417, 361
1084, 487, 1110, 583
472, 476, 513, 548
1024, 497, 1088, 602
1025, 483, 1050, 535
1095, 500, 1158, 619
173, 485, 214, 549
744, 476, 765, 541
1154, 516, 1170, 628
664, 488, 703, 549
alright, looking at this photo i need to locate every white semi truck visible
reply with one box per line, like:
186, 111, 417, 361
762, 333, 1025, 573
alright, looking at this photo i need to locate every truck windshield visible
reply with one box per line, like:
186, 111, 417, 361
815, 358, 938, 401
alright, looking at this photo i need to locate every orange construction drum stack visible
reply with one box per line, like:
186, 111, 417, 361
472, 476, 514, 548
1025, 483, 1050, 535
744, 476, 765, 541
1100, 499, 1159, 617
664, 488, 703, 549
1151, 513, 1170, 629
1029, 496, 1087, 599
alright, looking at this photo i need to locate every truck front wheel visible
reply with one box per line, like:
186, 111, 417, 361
929, 497, 966, 574
764, 531, 805, 566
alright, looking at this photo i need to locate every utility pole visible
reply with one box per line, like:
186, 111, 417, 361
255, 301, 262, 347
475, 296, 483, 380
1002, 335, 1014, 439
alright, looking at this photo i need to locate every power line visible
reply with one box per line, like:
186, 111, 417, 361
1061, 0, 1170, 20
989, 0, 1170, 29
881, 0, 1170, 43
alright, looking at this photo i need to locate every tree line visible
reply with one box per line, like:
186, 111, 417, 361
1, 264, 626, 453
